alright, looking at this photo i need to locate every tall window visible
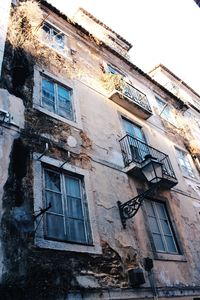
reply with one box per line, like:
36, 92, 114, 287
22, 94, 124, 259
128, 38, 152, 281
41, 76, 74, 121
41, 22, 68, 54
176, 148, 195, 178
123, 118, 149, 161
123, 118, 146, 142
44, 167, 92, 244
156, 96, 177, 126
145, 200, 179, 254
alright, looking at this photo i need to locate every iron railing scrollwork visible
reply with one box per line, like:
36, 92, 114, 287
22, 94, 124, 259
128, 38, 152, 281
117, 186, 156, 229
119, 134, 177, 180
116, 81, 152, 113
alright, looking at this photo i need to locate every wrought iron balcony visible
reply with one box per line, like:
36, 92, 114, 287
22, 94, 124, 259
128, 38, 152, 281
109, 81, 152, 119
119, 134, 178, 188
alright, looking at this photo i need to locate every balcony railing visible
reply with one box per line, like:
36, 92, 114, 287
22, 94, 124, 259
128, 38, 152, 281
119, 134, 177, 185
109, 81, 152, 119
123, 82, 152, 113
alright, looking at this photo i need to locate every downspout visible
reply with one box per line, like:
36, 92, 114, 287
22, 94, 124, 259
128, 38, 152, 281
148, 270, 159, 300
144, 257, 159, 300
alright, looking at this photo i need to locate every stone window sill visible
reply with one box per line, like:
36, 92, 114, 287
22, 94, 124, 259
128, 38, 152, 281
153, 252, 187, 262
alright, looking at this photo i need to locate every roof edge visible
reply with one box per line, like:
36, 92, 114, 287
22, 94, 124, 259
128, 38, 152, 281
40, 0, 186, 107
149, 64, 200, 99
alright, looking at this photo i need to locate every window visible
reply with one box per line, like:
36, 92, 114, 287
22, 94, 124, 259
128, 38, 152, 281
176, 148, 195, 178
145, 200, 179, 254
123, 118, 145, 142
123, 118, 149, 161
44, 167, 92, 245
107, 64, 125, 76
41, 22, 68, 55
34, 155, 101, 254
41, 76, 74, 121
156, 96, 177, 126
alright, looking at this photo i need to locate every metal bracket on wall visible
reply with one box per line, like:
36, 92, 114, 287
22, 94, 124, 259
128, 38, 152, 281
117, 185, 156, 229
60, 151, 71, 168
37, 143, 49, 160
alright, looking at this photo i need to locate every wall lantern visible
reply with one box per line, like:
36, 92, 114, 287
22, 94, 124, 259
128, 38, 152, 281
117, 155, 163, 228
141, 154, 163, 184
0, 109, 11, 124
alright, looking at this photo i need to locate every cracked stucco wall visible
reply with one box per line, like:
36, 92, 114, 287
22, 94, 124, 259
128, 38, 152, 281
0, 89, 24, 282
0, 3, 200, 299
0, 1, 11, 78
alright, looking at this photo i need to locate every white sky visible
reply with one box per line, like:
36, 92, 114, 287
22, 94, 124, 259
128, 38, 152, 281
47, 0, 200, 94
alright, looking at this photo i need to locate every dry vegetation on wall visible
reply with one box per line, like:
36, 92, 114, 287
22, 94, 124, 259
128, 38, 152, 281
101, 73, 125, 92
7, 0, 80, 78
7, 0, 107, 81
165, 111, 200, 163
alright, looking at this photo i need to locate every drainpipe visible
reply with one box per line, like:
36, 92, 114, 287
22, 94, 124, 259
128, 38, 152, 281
144, 257, 159, 300
148, 270, 159, 300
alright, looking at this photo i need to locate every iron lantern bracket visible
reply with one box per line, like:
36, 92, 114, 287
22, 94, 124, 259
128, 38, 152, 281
33, 203, 52, 221
117, 185, 157, 229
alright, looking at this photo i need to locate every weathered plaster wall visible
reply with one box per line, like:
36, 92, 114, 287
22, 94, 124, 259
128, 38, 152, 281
0, 89, 24, 282
0, 1, 11, 78
0, 3, 200, 299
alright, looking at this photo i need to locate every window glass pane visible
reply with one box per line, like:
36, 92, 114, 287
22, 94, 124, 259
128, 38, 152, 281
123, 119, 134, 136
67, 196, 84, 219
145, 201, 155, 217
42, 79, 55, 112
156, 97, 176, 125
58, 86, 71, 100
165, 235, 177, 253
42, 23, 51, 42
65, 176, 81, 198
123, 119, 145, 141
45, 170, 60, 192
156, 203, 167, 219
52, 30, 65, 49
68, 219, 86, 243
133, 125, 145, 142
46, 213, 65, 240
156, 97, 165, 111
160, 219, 171, 235
176, 149, 194, 177
152, 233, 165, 251
45, 191, 63, 214
149, 216, 160, 233
57, 86, 73, 119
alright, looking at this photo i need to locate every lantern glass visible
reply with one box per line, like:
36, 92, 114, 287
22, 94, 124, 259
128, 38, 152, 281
141, 155, 163, 183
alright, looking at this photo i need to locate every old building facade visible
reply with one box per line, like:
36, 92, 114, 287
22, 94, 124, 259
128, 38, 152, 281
0, 1, 200, 299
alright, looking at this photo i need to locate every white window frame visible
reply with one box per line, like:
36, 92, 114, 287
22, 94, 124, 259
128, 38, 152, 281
41, 75, 74, 121
155, 96, 177, 126
33, 153, 101, 254
145, 200, 179, 254
40, 21, 69, 57
33, 67, 83, 130
175, 147, 195, 178
43, 167, 91, 244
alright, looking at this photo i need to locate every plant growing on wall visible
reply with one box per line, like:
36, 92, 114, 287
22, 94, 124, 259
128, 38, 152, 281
164, 110, 200, 171
101, 73, 126, 92
7, 0, 79, 78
